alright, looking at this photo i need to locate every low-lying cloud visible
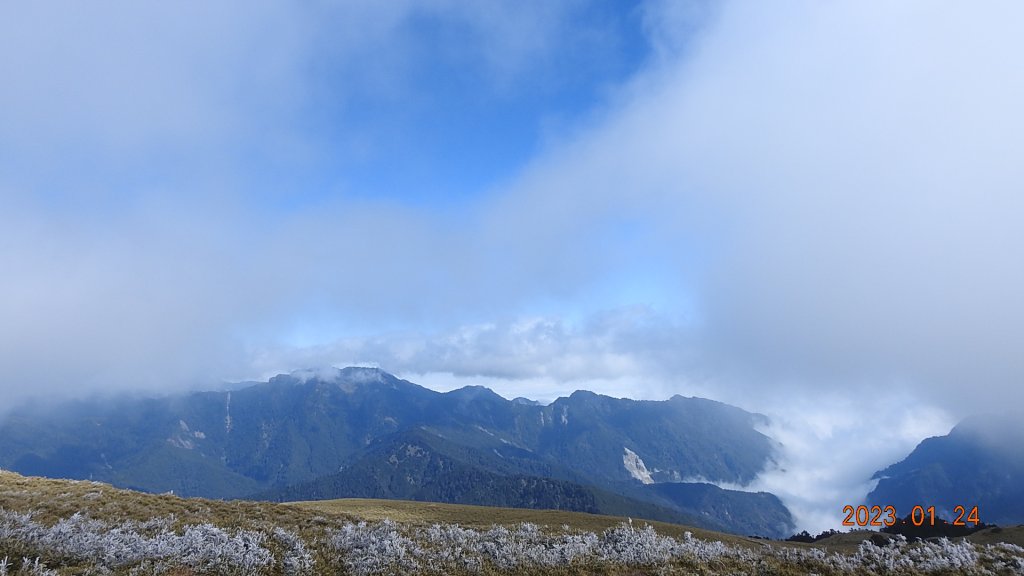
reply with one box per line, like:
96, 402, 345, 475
248, 311, 958, 533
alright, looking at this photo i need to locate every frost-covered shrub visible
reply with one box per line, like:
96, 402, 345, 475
321, 517, 1024, 574
682, 530, 754, 563
0, 509, 273, 573
176, 523, 273, 572
475, 523, 564, 568
329, 519, 766, 572
550, 529, 601, 564
329, 519, 421, 575
906, 537, 978, 571
598, 523, 676, 564
420, 522, 600, 570
0, 557, 57, 576
422, 523, 485, 573
6, 506, 1024, 575
129, 515, 177, 535
979, 542, 1024, 573
826, 534, 982, 574
273, 527, 314, 575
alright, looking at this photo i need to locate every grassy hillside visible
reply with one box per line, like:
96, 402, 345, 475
290, 498, 753, 547
3, 470, 1024, 575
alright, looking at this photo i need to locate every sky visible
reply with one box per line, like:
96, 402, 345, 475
2, 0, 1023, 533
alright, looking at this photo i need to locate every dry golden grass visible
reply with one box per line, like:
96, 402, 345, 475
2, 470, 785, 575
11, 468, 1021, 551
0, 469, 352, 532
958, 525, 1024, 547
289, 497, 770, 549
6, 468, 1024, 576
812, 529, 885, 553
1, 468, 777, 555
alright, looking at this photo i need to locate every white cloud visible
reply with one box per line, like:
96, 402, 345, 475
240, 307, 699, 400
748, 395, 954, 534
0, 2, 310, 186
0, 1, 636, 405
474, 0, 1024, 416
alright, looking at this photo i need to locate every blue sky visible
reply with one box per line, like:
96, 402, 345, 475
3, 0, 1024, 532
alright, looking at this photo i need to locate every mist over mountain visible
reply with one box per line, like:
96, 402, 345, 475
867, 414, 1024, 526
0, 367, 792, 537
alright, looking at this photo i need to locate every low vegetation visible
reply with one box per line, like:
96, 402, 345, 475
2, 470, 1024, 575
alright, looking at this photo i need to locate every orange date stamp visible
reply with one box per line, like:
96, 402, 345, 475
841, 505, 981, 527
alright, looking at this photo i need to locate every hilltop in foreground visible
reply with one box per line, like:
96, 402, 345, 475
2, 470, 1024, 575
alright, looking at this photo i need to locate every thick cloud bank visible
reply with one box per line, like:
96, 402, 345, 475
487, 0, 1024, 414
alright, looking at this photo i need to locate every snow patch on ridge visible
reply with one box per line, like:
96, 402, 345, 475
622, 447, 654, 484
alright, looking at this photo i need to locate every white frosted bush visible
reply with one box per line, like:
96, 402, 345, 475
598, 523, 675, 565
421, 522, 599, 569
0, 557, 57, 576
0, 509, 273, 572
475, 523, 561, 568
979, 541, 1024, 572
908, 538, 978, 571
329, 519, 421, 575
321, 518, 1024, 574
422, 523, 485, 573
273, 527, 314, 575
5, 507, 1024, 574
176, 523, 273, 572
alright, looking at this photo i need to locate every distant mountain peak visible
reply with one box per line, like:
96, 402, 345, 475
337, 366, 391, 383
288, 367, 344, 383
569, 390, 599, 398
868, 412, 1024, 526
282, 366, 395, 387
446, 385, 505, 401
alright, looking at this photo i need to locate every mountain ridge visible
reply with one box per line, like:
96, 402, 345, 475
867, 413, 1024, 526
0, 367, 791, 536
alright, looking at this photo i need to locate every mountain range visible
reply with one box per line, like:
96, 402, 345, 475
867, 413, 1024, 527
0, 367, 793, 537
